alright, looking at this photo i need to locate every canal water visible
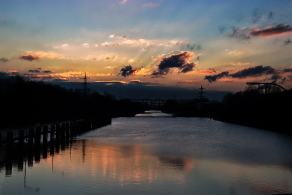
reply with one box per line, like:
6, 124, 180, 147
1, 111, 292, 195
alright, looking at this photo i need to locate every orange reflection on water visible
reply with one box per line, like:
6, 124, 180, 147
46, 140, 193, 184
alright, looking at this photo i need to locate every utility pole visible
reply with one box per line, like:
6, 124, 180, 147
83, 72, 88, 96
199, 85, 205, 100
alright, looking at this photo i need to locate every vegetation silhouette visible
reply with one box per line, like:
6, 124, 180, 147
0, 74, 144, 128
162, 86, 292, 133
1, 73, 291, 134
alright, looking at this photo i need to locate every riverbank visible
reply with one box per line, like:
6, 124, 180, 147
162, 90, 292, 134
0, 75, 144, 128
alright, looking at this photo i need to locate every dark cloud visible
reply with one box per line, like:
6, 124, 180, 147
230, 66, 276, 78
229, 24, 292, 41
43, 70, 53, 74
28, 68, 53, 74
152, 52, 196, 76
205, 71, 230, 83
0, 57, 9, 63
28, 69, 41, 73
250, 24, 292, 37
119, 65, 136, 77
180, 63, 195, 73
20, 54, 39, 61
205, 66, 279, 83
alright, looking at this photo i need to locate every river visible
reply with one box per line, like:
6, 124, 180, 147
1, 111, 292, 195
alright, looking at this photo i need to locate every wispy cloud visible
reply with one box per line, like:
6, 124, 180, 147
100, 35, 187, 49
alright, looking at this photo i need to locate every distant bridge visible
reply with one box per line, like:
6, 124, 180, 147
131, 99, 168, 107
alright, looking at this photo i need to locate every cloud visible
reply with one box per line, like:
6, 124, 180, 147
119, 65, 136, 77
43, 70, 53, 74
0, 57, 9, 63
28, 69, 41, 73
205, 71, 230, 83
152, 51, 196, 76
230, 66, 276, 78
82, 43, 90, 48
180, 63, 195, 73
250, 24, 292, 37
205, 65, 292, 84
229, 24, 292, 40
205, 65, 278, 83
28, 68, 53, 74
20, 51, 64, 61
19, 54, 39, 61
100, 35, 186, 49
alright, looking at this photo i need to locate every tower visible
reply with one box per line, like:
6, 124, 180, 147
83, 72, 88, 96
199, 85, 205, 100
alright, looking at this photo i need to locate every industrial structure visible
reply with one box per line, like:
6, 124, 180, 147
246, 82, 286, 94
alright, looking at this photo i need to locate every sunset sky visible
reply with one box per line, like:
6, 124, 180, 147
1, 0, 292, 91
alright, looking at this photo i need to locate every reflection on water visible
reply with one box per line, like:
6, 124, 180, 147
1, 115, 292, 195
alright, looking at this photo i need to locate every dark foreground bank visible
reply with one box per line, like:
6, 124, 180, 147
0, 74, 144, 128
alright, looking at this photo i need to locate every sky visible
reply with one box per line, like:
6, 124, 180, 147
0, 0, 292, 91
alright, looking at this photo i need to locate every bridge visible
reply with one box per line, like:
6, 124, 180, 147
131, 99, 168, 107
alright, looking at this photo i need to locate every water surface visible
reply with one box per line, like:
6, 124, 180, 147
1, 113, 292, 195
